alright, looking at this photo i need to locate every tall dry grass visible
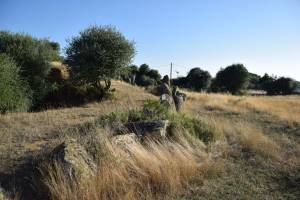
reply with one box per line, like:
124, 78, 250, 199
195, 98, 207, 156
184, 91, 300, 124
44, 135, 208, 200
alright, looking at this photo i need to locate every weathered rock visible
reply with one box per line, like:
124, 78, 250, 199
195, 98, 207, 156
158, 82, 172, 96
49, 138, 96, 179
126, 120, 169, 140
176, 91, 187, 101
160, 94, 173, 107
172, 87, 186, 112
173, 94, 184, 112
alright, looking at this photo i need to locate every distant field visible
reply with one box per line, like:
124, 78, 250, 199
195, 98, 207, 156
0, 81, 299, 199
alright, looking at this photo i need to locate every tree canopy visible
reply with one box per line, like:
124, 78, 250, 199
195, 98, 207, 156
0, 31, 61, 103
186, 68, 211, 91
65, 25, 135, 90
211, 64, 249, 94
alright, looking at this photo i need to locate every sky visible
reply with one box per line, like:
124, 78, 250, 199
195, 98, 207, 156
1, 0, 300, 80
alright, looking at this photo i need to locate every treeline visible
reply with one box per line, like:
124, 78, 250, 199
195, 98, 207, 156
122, 63, 299, 95
172, 65, 299, 95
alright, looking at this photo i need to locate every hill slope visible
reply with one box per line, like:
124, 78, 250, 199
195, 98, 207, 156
0, 81, 299, 199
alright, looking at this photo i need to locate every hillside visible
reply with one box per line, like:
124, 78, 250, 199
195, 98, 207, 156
0, 81, 299, 199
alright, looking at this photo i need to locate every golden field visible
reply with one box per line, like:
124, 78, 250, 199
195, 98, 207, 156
0, 81, 299, 199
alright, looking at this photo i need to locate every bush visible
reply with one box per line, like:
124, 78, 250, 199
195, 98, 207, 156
135, 75, 155, 86
0, 54, 31, 113
186, 68, 211, 91
0, 31, 60, 103
96, 99, 218, 144
247, 73, 261, 90
259, 74, 297, 95
36, 83, 105, 109
66, 25, 135, 90
147, 69, 161, 82
172, 76, 187, 88
211, 64, 249, 94
134, 64, 162, 87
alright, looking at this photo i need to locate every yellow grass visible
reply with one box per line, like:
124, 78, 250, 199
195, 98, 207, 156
2, 81, 299, 200
184, 90, 300, 124
45, 135, 208, 200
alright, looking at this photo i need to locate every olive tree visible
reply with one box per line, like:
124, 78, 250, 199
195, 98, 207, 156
211, 64, 249, 94
66, 25, 135, 91
186, 67, 211, 91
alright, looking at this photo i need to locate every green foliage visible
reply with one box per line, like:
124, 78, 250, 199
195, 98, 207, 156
118, 65, 138, 83
134, 64, 162, 87
96, 99, 217, 144
247, 72, 261, 90
147, 69, 161, 81
138, 64, 150, 75
172, 76, 187, 88
259, 74, 297, 95
65, 25, 135, 89
211, 64, 249, 94
135, 75, 155, 86
36, 83, 106, 109
0, 53, 31, 113
0, 31, 60, 103
186, 67, 211, 91
142, 99, 170, 120
170, 114, 219, 144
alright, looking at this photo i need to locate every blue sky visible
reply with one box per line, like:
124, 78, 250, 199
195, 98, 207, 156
1, 0, 300, 80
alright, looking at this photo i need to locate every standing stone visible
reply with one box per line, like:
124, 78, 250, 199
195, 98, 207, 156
173, 95, 184, 112
157, 82, 172, 96
172, 86, 186, 112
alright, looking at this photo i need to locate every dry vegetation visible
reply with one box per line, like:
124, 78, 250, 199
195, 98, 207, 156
0, 81, 299, 199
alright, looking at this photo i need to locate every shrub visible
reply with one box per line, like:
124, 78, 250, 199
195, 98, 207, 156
247, 72, 261, 90
65, 25, 135, 91
0, 31, 60, 103
211, 64, 249, 94
135, 75, 155, 86
36, 84, 105, 109
96, 99, 218, 144
172, 76, 187, 88
259, 74, 297, 95
138, 64, 150, 75
147, 69, 161, 82
272, 77, 297, 95
134, 64, 162, 87
186, 68, 211, 91
170, 114, 219, 144
0, 54, 31, 113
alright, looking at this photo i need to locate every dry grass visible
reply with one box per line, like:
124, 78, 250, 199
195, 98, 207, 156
1, 81, 299, 200
184, 90, 300, 124
44, 135, 208, 200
